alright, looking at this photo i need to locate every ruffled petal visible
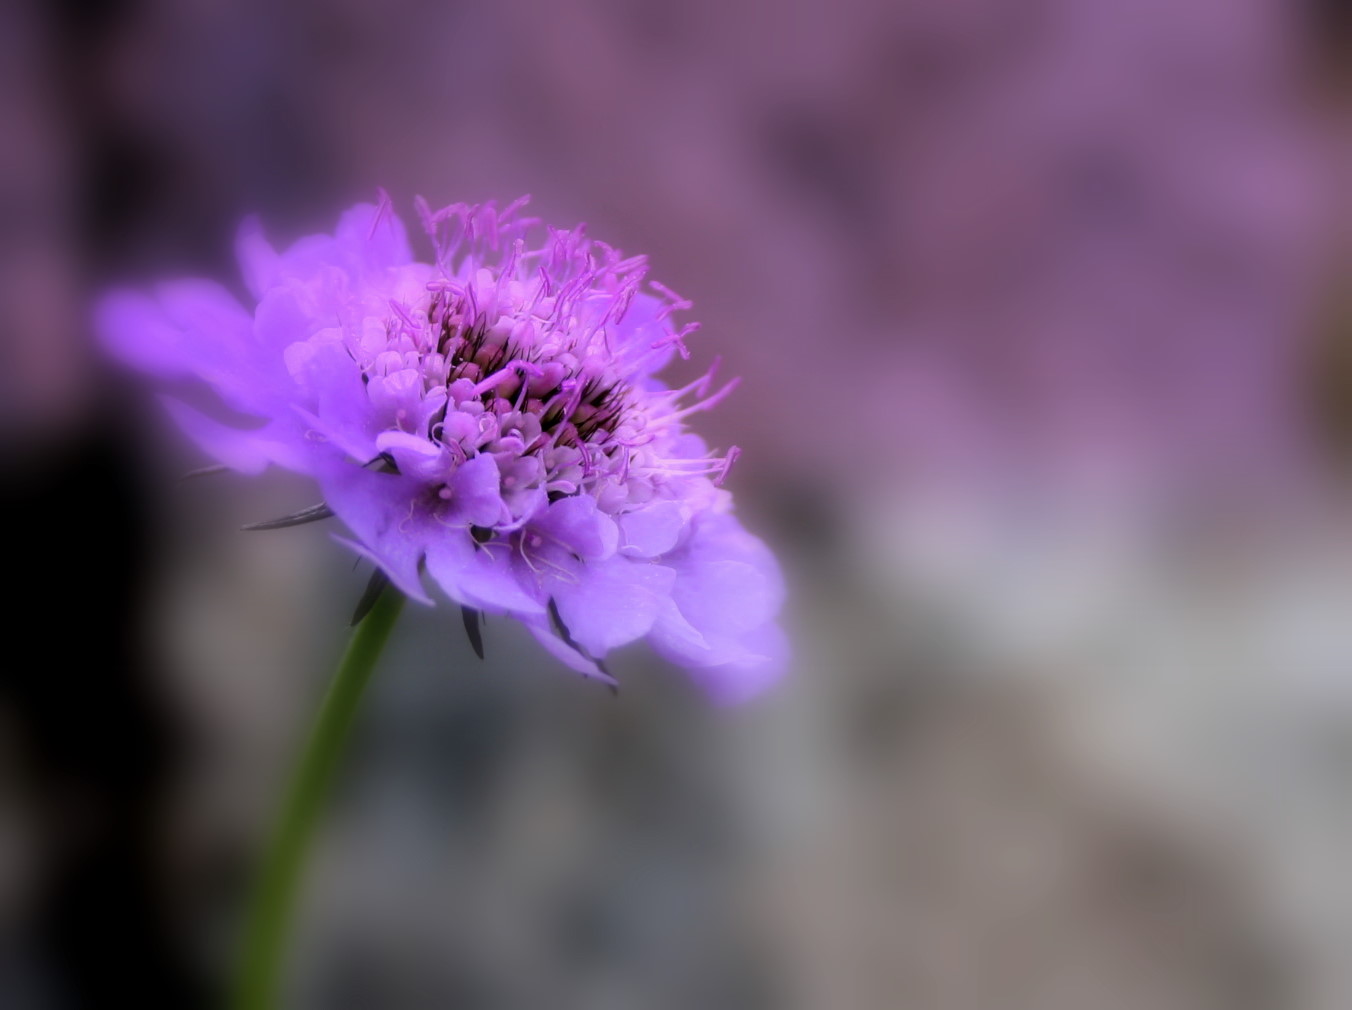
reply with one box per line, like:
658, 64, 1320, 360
375, 430, 448, 483
446, 453, 506, 527
162, 397, 306, 474
647, 512, 787, 698
525, 619, 619, 687
423, 530, 545, 615
333, 199, 413, 274
618, 501, 688, 557
97, 290, 186, 378
313, 457, 433, 604
667, 513, 784, 623
674, 622, 788, 706
254, 277, 333, 350
235, 215, 282, 299
98, 283, 282, 416
671, 558, 776, 639
532, 496, 619, 561
286, 336, 382, 462
550, 556, 675, 655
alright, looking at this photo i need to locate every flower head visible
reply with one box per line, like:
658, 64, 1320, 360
101, 195, 786, 701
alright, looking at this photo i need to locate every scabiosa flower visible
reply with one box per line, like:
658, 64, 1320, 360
100, 195, 786, 702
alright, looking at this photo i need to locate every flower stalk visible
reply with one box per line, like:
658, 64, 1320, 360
234, 585, 405, 1010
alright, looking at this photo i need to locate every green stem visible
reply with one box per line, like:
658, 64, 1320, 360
234, 586, 405, 1010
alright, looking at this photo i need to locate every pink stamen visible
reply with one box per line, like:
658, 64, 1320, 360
659, 376, 740, 423
368, 188, 392, 239
651, 321, 700, 360
472, 359, 544, 397
715, 446, 741, 486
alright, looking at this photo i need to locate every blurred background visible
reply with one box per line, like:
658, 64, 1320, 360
1, 0, 1349, 1007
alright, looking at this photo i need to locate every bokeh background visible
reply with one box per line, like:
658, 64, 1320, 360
2, 0, 1350, 1007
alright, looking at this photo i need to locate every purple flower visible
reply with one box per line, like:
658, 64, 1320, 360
100, 195, 786, 701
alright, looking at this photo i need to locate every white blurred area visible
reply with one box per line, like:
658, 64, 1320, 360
832, 481, 1352, 1010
